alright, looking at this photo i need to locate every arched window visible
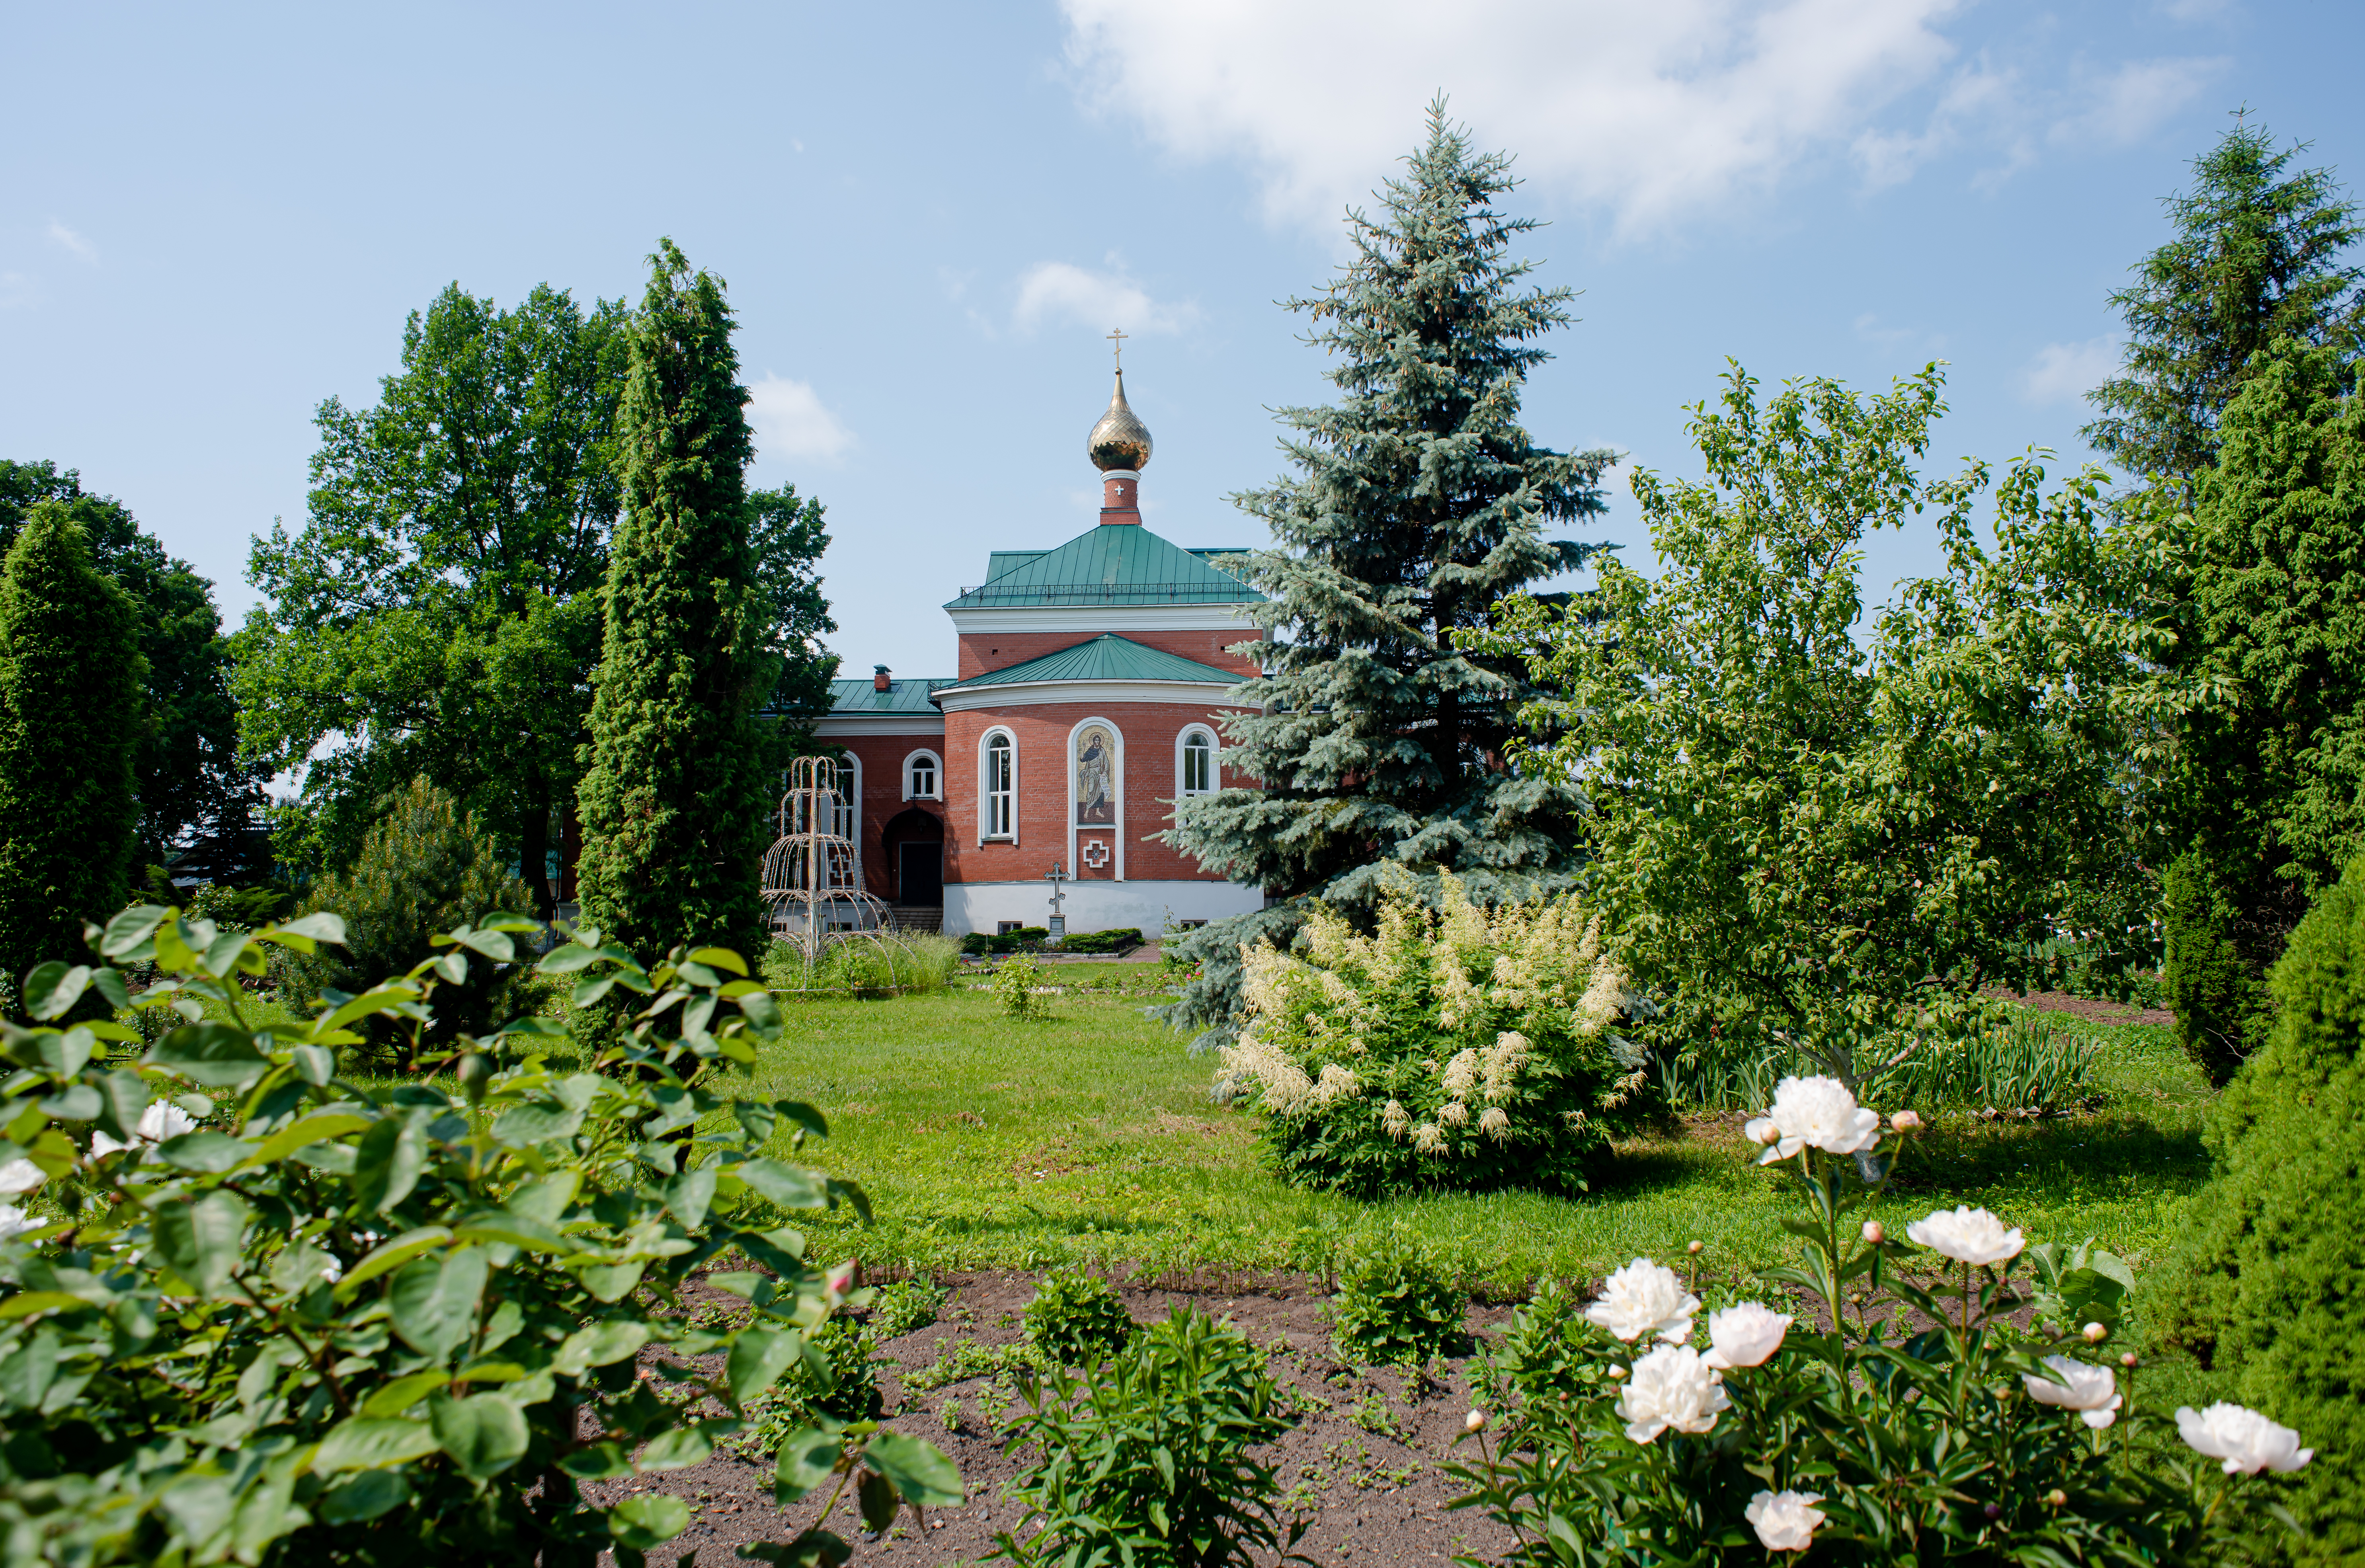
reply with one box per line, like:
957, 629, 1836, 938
1178, 727, 1216, 796
982, 731, 1015, 841
905, 749, 941, 800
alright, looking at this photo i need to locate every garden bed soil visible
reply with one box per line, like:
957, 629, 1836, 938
2005, 990, 2173, 1028
591, 1271, 1522, 1568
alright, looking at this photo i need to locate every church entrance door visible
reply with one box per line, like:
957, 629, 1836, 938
881, 807, 945, 907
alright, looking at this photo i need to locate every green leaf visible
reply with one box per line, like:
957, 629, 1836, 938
89, 967, 131, 1010
689, 946, 749, 977
311, 1415, 439, 1473
739, 1158, 832, 1211
23, 963, 90, 1021
429, 1389, 531, 1479
774, 1426, 844, 1504
727, 1326, 804, 1405
578, 1261, 647, 1303
554, 1320, 649, 1377
148, 1189, 248, 1296
335, 1227, 454, 1297
558, 1442, 633, 1479
351, 1117, 427, 1213
637, 1424, 714, 1472
739, 989, 785, 1038
450, 926, 518, 962
157, 1131, 260, 1173
0, 1292, 86, 1321
267, 911, 348, 949
611, 1492, 691, 1551
740, 1529, 854, 1568
388, 1247, 490, 1360
862, 1430, 963, 1508
665, 1166, 718, 1229
147, 1023, 271, 1089
316, 1469, 411, 1524
858, 1469, 898, 1532
100, 905, 169, 960
491, 1102, 585, 1148
201, 930, 254, 978
536, 942, 601, 974
360, 1370, 451, 1418
291, 1044, 336, 1086
247, 1112, 373, 1167
92, 1068, 147, 1141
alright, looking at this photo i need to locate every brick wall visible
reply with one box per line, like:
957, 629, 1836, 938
956, 626, 1264, 680
943, 700, 1247, 885
812, 735, 948, 901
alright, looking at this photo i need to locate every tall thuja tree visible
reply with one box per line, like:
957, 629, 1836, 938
575, 239, 774, 956
2159, 339, 2365, 1080
1159, 104, 1612, 1041
0, 461, 257, 877
2086, 115, 2363, 502
0, 505, 144, 990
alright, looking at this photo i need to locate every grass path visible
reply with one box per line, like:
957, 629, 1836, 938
750, 985, 2217, 1296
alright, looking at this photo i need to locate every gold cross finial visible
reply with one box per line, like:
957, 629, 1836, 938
1107, 327, 1127, 369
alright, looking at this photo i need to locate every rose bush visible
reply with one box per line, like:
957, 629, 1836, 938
0, 905, 957, 1566
1450, 1074, 2311, 1565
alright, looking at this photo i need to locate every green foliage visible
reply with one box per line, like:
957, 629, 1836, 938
1021, 1270, 1137, 1367
1056, 926, 1141, 956
2160, 341, 2365, 1009
286, 776, 534, 1062
0, 905, 958, 1567
0, 462, 258, 874
1448, 1091, 2291, 1565
764, 934, 959, 998
183, 881, 293, 933
1481, 365, 2146, 1090
1159, 103, 1612, 1044
992, 1308, 1306, 1568
861, 1276, 948, 1344
1657, 1003, 2098, 1115
903, 1336, 1042, 1394
2163, 851, 2262, 1086
1220, 873, 1641, 1197
736, 1318, 883, 1461
2086, 117, 2363, 501
0, 506, 144, 991
1329, 1232, 1464, 1366
747, 484, 842, 722
962, 926, 1048, 956
235, 282, 628, 901
993, 954, 1048, 1020
575, 240, 775, 957
2152, 857, 2365, 1561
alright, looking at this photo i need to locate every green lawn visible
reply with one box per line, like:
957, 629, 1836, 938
744, 982, 2221, 1300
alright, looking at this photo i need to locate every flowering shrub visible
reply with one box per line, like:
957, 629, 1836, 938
1450, 1074, 2310, 1564
0, 906, 958, 1566
1216, 872, 1640, 1197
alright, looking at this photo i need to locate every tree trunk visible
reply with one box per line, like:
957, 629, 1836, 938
520, 776, 555, 919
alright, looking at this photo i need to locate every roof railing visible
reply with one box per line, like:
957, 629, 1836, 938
949, 581, 1262, 607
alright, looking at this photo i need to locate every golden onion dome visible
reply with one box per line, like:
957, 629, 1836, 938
1088, 369, 1153, 472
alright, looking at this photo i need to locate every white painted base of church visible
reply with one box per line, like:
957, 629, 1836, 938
943, 879, 1264, 938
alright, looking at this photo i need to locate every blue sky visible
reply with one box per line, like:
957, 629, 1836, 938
4, 0, 2358, 681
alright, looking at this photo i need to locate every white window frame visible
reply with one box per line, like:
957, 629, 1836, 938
1176, 725, 1217, 798
980, 728, 1017, 844
1067, 716, 1124, 881
831, 752, 861, 886
903, 748, 942, 800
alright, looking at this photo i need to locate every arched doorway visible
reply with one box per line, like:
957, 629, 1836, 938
880, 807, 944, 907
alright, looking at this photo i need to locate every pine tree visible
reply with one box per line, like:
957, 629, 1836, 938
573, 240, 773, 958
1160, 103, 1612, 1039
0, 504, 145, 990
2085, 116, 2363, 500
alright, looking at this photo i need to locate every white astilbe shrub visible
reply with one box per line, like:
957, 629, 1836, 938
1220, 870, 1641, 1197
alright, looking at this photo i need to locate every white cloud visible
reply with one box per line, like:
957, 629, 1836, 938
44, 220, 96, 262
1059, 0, 1963, 240
2022, 336, 2121, 405
1852, 59, 2018, 190
2050, 57, 2223, 149
1012, 259, 1200, 336
746, 374, 855, 463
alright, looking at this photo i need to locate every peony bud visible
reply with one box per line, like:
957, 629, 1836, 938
1464, 1409, 1488, 1433
1607, 1363, 1628, 1380
2082, 1322, 2107, 1344
2045, 1490, 2066, 1508
1686, 1240, 1703, 1255
1890, 1110, 1922, 1132
2120, 1353, 2139, 1369
1861, 1221, 1885, 1246
457, 1052, 492, 1104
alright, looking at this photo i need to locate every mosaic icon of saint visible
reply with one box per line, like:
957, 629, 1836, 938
1075, 726, 1115, 825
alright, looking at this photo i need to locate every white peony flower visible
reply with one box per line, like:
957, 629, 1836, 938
1906, 1205, 2025, 1266
0, 1202, 38, 1242
91, 1100, 199, 1159
1700, 1302, 1793, 1369
1616, 1344, 1729, 1443
1744, 1490, 1826, 1552
1584, 1258, 1700, 1344
1757, 1075, 1882, 1164
0, 1158, 45, 1197
2022, 1356, 2123, 1429
2176, 1403, 2313, 1475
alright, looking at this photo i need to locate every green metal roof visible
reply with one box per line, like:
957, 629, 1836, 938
825, 677, 952, 716
946, 524, 1263, 609
936, 634, 1243, 692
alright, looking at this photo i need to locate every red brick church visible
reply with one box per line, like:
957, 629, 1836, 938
813, 367, 1271, 939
